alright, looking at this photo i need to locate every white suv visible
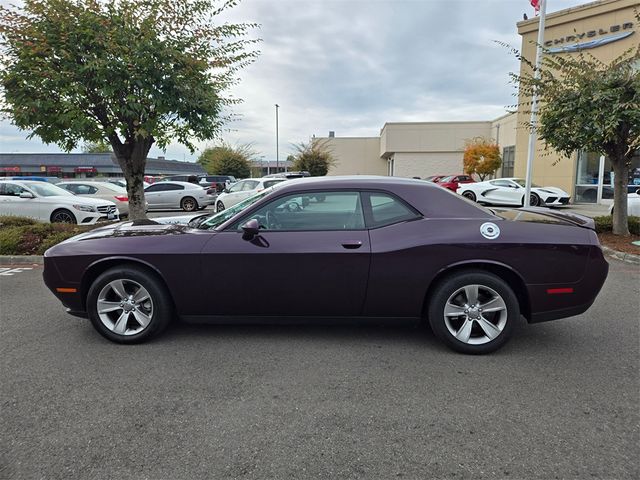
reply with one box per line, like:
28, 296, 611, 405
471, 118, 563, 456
0, 180, 119, 224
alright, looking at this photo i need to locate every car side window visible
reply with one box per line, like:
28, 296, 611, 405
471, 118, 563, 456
145, 184, 166, 192
242, 180, 259, 191
490, 180, 514, 188
164, 184, 184, 191
364, 192, 420, 228
263, 180, 282, 188
72, 184, 97, 195
0, 183, 25, 196
228, 181, 244, 193
237, 191, 365, 231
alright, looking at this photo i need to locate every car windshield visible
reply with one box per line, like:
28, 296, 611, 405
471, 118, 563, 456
197, 189, 274, 230
439, 176, 454, 182
27, 182, 74, 197
512, 179, 540, 188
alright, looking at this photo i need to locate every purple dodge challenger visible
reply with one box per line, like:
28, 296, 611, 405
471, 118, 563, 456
43, 176, 608, 354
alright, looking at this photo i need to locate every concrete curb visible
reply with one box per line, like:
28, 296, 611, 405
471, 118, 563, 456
601, 246, 640, 265
0, 255, 44, 265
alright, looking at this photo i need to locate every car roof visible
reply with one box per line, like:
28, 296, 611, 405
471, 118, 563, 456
147, 181, 200, 188
271, 175, 441, 191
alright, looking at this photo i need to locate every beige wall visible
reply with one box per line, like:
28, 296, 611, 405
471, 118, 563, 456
515, 0, 638, 195
381, 121, 492, 157
393, 152, 464, 178
491, 112, 518, 151
316, 137, 387, 176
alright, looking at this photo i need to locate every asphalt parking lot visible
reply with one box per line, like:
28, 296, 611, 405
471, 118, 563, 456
1, 259, 638, 479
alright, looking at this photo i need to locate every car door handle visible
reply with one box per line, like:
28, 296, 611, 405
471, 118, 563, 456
341, 241, 363, 249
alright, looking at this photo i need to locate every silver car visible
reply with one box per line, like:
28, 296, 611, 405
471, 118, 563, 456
144, 181, 215, 212
57, 181, 138, 217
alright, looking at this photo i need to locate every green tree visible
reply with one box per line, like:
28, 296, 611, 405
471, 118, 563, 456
292, 139, 336, 176
0, 0, 259, 219
197, 143, 255, 179
82, 140, 112, 153
508, 40, 640, 236
463, 137, 502, 181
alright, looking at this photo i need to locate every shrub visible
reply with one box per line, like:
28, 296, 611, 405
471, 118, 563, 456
0, 217, 97, 255
594, 215, 640, 235
0, 215, 38, 227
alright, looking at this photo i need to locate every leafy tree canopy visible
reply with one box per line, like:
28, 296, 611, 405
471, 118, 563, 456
292, 140, 336, 176
0, 0, 259, 218
463, 137, 502, 180
197, 142, 255, 178
82, 139, 112, 153
507, 34, 639, 235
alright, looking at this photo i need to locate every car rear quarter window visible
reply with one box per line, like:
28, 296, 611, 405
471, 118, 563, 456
263, 180, 284, 188
365, 192, 420, 228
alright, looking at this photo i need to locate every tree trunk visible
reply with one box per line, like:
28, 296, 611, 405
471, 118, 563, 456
112, 138, 153, 221
610, 156, 629, 236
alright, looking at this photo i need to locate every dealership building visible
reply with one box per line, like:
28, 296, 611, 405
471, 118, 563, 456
0, 153, 205, 179
321, 0, 639, 204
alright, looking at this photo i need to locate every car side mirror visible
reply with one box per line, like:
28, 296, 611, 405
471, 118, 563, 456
241, 218, 260, 240
19, 192, 35, 199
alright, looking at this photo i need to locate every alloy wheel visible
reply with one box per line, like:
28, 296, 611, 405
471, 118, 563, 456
216, 201, 225, 212
52, 210, 75, 223
182, 198, 196, 211
443, 284, 507, 345
96, 279, 154, 336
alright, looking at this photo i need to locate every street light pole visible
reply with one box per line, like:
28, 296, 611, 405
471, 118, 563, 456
275, 104, 280, 173
524, 0, 547, 207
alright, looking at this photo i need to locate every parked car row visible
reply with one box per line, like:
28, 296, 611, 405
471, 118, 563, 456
457, 178, 571, 207
0, 179, 119, 224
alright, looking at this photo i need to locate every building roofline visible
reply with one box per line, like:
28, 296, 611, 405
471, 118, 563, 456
517, 0, 635, 33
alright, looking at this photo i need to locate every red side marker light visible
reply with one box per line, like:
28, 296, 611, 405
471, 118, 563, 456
56, 287, 77, 293
547, 288, 574, 295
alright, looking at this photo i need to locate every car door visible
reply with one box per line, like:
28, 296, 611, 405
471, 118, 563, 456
486, 180, 519, 205
0, 182, 41, 219
144, 183, 169, 209
164, 183, 185, 209
199, 191, 371, 316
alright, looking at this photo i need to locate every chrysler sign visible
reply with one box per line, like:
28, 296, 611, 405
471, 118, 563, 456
545, 21, 635, 53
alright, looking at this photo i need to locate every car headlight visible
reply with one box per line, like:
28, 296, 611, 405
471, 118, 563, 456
72, 204, 97, 212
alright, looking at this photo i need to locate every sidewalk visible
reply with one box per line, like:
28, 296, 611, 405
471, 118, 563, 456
563, 203, 610, 218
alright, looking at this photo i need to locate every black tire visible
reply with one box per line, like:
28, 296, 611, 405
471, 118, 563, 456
86, 265, 173, 344
216, 201, 225, 212
427, 271, 519, 354
462, 191, 477, 202
50, 208, 77, 224
530, 193, 541, 207
181, 196, 198, 212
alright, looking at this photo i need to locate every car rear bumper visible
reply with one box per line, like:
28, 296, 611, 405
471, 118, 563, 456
526, 246, 608, 323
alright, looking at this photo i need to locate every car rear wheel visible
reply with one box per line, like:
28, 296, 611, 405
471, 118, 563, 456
216, 201, 225, 212
427, 271, 518, 354
87, 265, 172, 343
50, 208, 77, 224
461, 191, 476, 202
181, 196, 198, 212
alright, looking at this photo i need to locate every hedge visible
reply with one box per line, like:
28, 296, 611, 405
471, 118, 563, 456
593, 216, 640, 235
0, 216, 95, 255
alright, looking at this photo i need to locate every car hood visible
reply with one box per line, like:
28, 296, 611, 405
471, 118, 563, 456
491, 207, 595, 230
60, 219, 195, 243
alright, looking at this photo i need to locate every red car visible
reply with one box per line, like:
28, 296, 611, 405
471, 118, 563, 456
424, 175, 448, 183
438, 174, 475, 192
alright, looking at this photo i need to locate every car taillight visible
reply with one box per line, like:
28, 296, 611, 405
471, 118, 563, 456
114, 195, 128, 202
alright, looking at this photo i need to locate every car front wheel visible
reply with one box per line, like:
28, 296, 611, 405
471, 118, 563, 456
427, 271, 519, 354
50, 208, 77, 224
216, 201, 225, 212
86, 265, 172, 344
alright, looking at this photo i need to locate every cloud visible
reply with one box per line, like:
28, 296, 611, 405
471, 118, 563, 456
0, 0, 588, 163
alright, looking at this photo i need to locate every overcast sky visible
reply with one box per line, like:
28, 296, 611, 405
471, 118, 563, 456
0, 0, 589, 162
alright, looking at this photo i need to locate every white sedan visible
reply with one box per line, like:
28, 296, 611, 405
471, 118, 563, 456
144, 181, 215, 211
456, 178, 570, 207
0, 179, 119, 224
215, 177, 287, 212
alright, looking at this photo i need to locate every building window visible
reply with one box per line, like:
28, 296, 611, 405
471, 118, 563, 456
501, 146, 515, 177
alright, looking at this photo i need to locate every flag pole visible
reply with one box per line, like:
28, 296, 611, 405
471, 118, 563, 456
523, 0, 547, 208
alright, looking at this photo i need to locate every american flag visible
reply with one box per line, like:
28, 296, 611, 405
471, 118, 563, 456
530, 0, 540, 13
